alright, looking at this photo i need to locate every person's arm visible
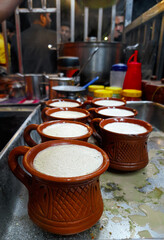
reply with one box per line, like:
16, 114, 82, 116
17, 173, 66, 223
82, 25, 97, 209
0, 0, 22, 23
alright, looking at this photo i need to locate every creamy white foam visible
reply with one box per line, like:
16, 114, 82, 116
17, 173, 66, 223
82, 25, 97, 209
95, 100, 124, 107
33, 145, 103, 177
50, 111, 86, 119
98, 108, 134, 117
104, 122, 147, 134
49, 101, 80, 108
43, 123, 88, 137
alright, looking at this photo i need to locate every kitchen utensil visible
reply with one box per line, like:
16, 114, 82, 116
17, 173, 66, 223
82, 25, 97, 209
59, 42, 124, 85
24, 74, 47, 100
45, 74, 74, 99
81, 76, 99, 89
52, 76, 99, 100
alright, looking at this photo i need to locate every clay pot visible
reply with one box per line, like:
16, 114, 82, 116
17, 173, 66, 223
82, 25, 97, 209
42, 107, 90, 123
8, 140, 109, 235
24, 120, 93, 147
45, 98, 83, 108
91, 118, 152, 171
83, 97, 126, 108
88, 106, 138, 120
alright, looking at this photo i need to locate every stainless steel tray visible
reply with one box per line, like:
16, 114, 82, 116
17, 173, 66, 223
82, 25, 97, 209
0, 101, 164, 239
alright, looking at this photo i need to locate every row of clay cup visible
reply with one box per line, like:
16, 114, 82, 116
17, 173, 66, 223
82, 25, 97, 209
41, 97, 127, 122
26, 97, 133, 147
29, 97, 152, 172
8, 96, 152, 235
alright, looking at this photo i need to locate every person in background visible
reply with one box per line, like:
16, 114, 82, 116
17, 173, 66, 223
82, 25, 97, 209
108, 15, 124, 42
11, 12, 57, 74
60, 22, 71, 43
0, 22, 15, 69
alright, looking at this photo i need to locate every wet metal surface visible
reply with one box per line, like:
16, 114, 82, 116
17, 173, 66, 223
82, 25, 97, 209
0, 101, 164, 239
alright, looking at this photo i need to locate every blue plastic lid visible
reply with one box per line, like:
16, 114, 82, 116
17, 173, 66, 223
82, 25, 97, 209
111, 63, 127, 71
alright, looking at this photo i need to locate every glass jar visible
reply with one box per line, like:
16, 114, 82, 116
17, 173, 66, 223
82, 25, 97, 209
105, 86, 122, 99
122, 89, 142, 101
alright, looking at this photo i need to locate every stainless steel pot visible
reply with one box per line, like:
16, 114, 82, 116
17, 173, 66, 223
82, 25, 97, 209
59, 42, 125, 85
45, 74, 74, 99
24, 74, 47, 100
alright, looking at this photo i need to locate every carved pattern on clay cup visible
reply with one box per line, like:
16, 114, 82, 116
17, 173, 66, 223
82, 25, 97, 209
8, 140, 109, 235
92, 117, 152, 171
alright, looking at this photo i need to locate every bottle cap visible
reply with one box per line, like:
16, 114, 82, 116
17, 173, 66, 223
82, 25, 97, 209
122, 89, 142, 97
94, 89, 113, 98
88, 85, 104, 92
105, 86, 122, 94
111, 64, 127, 71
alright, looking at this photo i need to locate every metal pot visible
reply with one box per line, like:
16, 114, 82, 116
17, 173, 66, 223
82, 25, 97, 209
45, 74, 74, 99
24, 74, 47, 100
51, 85, 86, 101
59, 42, 125, 85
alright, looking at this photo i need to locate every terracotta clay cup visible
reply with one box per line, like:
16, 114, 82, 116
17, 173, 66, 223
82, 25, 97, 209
24, 120, 93, 147
83, 97, 126, 108
45, 98, 83, 108
88, 106, 138, 120
42, 107, 90, 123
8, 140, 109, 235
91, 118, 152, 171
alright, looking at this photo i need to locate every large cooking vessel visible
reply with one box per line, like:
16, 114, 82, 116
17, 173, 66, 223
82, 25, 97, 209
59, 42, 125, 85
24, 74, 47, 100
45, 74, 74, 99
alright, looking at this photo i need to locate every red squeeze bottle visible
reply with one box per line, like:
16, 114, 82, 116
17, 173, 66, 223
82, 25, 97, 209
123, 50, 142, 90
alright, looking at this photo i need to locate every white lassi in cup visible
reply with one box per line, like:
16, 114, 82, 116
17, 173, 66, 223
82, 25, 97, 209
33, 144, 103, 177
95, 99, 124, 107
42, 123, 88, 137
49, 101, 80, 108
104, 122, 147, 134
98, 108, 134, 117
50, 111, 86, 119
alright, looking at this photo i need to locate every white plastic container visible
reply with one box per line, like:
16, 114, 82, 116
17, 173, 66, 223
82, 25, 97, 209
110, 63, 127, 88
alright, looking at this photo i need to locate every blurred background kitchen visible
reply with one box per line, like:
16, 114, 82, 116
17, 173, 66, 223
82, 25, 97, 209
0, 0, 163, 104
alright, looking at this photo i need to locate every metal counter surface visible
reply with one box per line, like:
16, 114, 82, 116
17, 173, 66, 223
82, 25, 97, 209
0, 101, 164, 240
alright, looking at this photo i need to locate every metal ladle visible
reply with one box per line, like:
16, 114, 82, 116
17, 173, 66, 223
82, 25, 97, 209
75, 47, 99, 85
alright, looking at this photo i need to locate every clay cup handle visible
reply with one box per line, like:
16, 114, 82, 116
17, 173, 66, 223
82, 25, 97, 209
24, 124, 39, 147
87, 107, 96, 124
90, 118, 103, 144
41, 107, 49, 122
8, 146, 32, 190
81, 100, 92, 109
88, 107, 96, 119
